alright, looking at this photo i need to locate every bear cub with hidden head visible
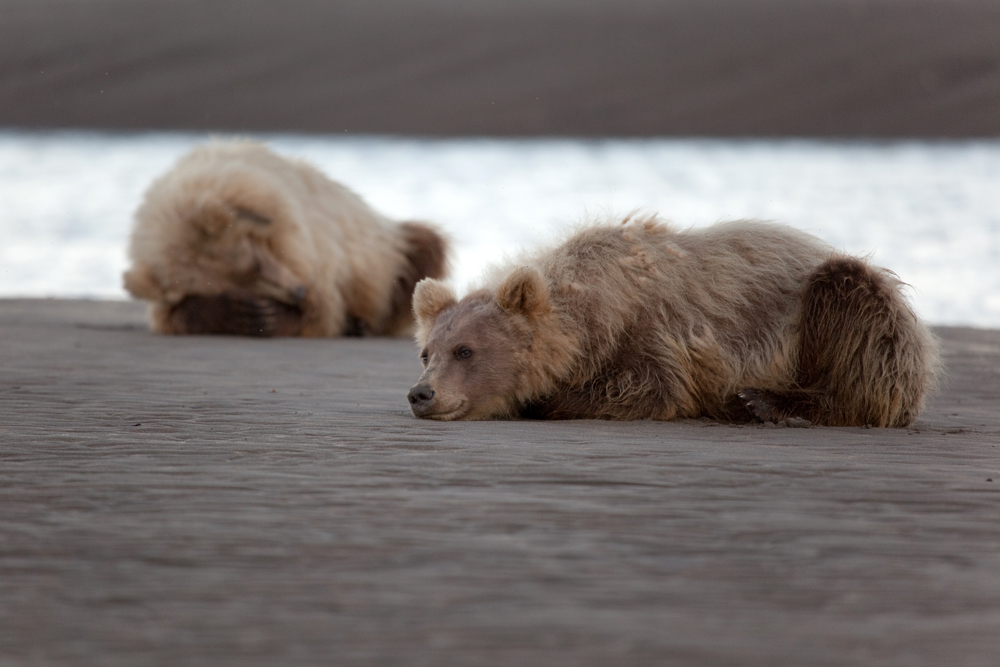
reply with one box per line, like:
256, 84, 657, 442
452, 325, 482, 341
408, 217, 939, 427
123, 139, 448, 337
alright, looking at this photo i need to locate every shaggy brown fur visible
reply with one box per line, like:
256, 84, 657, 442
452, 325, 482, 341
123, 140, 449, 337
407, 217, 939, 427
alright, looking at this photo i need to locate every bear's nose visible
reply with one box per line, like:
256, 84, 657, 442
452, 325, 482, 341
407, 384, 435, 406
291, 285, 307, 304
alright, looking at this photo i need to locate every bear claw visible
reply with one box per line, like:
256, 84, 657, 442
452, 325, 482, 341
169, 293, 302, 337
737, 388, 812, 427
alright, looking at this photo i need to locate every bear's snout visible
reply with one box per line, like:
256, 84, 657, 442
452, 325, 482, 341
407, 384, 436, 414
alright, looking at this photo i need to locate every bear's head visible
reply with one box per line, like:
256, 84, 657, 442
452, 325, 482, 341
123, 167, 310, 309
407, 267, 577, 420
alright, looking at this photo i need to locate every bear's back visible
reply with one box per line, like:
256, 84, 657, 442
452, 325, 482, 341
668, 220, 830, 344
536, 219, 831, 414
544, 219, 826, 342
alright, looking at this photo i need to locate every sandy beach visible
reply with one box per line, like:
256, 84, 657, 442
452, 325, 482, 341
1, 298, 998, 665
2, 0, 999, 137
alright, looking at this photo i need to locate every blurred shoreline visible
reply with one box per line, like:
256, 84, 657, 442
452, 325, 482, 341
2, 0, 999, 137
3, 131, 999, 326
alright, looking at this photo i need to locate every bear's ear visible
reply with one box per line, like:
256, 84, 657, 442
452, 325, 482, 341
399, 222, 449, 281
413, 278, 457, 326
496, 266, 550, 317
122, 266, 164, 301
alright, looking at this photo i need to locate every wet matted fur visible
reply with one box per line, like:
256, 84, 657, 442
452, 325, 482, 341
123, 140, 448, 337
408, 217, 939, 427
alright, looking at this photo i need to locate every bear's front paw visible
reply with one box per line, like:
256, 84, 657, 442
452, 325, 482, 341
169, 293, 303, 337
229, 296, 281, 337
227, 295, 304, 337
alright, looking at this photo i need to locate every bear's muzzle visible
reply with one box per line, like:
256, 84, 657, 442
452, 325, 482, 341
407, 384, 436, 417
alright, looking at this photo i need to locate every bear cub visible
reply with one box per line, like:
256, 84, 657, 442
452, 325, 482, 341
123, 140, 448, 337
408, 217, 939, 427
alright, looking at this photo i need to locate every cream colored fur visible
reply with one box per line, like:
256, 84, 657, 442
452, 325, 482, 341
124, 139, 445, 336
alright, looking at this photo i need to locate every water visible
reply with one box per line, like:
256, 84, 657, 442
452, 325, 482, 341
1, 131, 998, 327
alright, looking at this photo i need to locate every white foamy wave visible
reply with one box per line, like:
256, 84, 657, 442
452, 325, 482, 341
1, 131, 998, 327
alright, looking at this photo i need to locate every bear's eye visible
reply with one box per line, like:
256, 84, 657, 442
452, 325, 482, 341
454, 346, 473, 360
419, 350, 429, 366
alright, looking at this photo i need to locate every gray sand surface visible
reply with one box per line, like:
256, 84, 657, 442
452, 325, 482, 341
1, 299, 999, 665
3, 0, 999, 136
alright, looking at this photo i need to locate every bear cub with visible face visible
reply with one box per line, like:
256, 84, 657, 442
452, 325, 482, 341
407, 217, 939, 427
124, 140, 448, 337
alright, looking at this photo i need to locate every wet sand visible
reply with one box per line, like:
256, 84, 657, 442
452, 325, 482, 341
2, 0, 999, 137
1, 298, 998, 665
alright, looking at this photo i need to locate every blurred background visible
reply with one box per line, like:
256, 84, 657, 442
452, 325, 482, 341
2, 0, 999, 324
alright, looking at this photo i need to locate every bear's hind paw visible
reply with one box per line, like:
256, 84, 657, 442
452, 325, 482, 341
736, 388, 814, 427
737, 388, 785, 423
